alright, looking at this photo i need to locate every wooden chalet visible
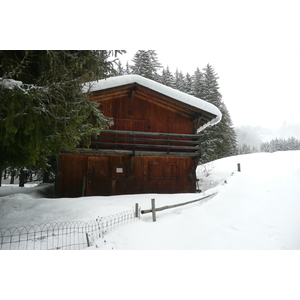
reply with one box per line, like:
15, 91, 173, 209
55, 75, 221, 197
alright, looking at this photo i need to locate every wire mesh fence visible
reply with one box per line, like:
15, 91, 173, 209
0, 208, 140, 250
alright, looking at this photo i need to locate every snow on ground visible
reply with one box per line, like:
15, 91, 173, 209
1, 151, 300, 250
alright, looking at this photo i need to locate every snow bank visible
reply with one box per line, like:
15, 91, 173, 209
0, 183, 54, 198
84, 75, 222, 130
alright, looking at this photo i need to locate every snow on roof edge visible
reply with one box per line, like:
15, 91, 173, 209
85, 75, 222, 130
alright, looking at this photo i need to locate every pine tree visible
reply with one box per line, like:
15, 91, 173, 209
238, 143, 252, 154
160, 66, 175, 88
0, 50, 122, 170
191, 68, 204, 98
174, 69, 186, 92
115, 60, 125, 75
184, 73, 193, 95
125, 62, 131, 75
130, 50, 161, 80
197, 64, 238, 163
148, 50, 162, 82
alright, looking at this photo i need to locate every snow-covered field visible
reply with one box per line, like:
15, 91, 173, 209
1, 151, 300, 299
1, 150, 300, 250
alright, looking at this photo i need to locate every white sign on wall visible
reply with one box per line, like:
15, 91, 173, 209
116, 168, 123, 173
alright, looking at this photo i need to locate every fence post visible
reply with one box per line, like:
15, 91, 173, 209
237, 163, 241, 172
86, 233, 90, 247
135, 203, 139, 218
151, 198, 156, 222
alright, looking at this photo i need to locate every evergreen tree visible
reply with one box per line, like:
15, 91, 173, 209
160, 66, 175, 88
260, 141, 270, 152
0, 50, 122, 170
148, 50, 162, 82
238, 143, 252, 154
125, 62, 131, 75
130, 50, 161, 80
184, 73, 193, 95
200, 64, 222, 106
174, 69, 186, 92
197, 64, 238, 163
288, 137, 300, 150
191, 68, 204, 98
115, 60, 125, 75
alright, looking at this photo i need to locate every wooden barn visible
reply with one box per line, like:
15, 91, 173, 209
55, 75, 221, 197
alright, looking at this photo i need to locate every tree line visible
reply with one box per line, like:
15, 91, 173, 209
238, 137, 300, 154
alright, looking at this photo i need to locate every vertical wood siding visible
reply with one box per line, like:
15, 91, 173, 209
91, 93, 196, 134
58, 154, 197, 197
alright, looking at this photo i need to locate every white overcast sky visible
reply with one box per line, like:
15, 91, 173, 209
116, 0, 300, 129
4, 0, 300, 129
121, 46, 300, 129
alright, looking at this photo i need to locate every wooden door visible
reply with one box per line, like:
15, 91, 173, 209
86, 157, 110, 196
110, 156, 131, 195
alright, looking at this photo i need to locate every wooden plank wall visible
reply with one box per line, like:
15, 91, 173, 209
59, 155, 87, 198
58, 154, 197, 197
94, 94, 196, 134
133, 156, 196, 194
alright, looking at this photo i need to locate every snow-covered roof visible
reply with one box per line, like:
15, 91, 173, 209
85, 75, 222, 132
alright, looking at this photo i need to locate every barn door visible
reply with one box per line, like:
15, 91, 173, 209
86, 157, 110, 196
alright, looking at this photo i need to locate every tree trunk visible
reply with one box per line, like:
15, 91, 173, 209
19, 168, 25, 187
43, 170, 50, 183
10, 170, 16, 184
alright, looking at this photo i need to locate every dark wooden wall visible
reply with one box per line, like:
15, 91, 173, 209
132, 156, 196, 194
58, 153, 197, 197
90, 86, 197, 134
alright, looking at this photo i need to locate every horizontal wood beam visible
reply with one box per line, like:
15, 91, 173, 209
96, 135, 200, 145
63, 148, 202, 158
99, 130, 200, 139
141, 193, 217, 214
89, 141, 199, 151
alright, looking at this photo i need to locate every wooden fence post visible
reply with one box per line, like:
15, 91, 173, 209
151, 198, 156, 222
82, 175, 86, 197
86, 233, 90, 247
135, 203, 139, 218
237, 163, 241, 172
